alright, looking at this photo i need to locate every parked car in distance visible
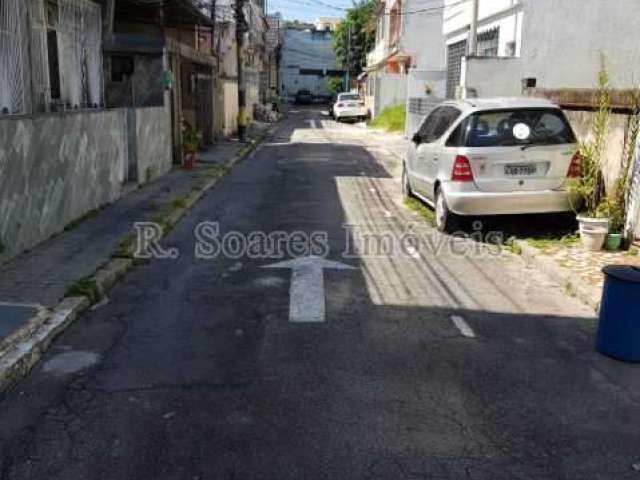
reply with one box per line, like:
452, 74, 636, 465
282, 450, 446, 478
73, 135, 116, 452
294, 89, 313, 104
332, 92, 369, 122
402, 97, 580, 232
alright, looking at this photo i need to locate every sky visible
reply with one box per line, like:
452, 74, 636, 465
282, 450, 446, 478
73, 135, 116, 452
265, 0, 350, 22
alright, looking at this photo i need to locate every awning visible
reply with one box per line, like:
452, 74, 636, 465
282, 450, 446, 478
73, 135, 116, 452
115, 0, 214, 27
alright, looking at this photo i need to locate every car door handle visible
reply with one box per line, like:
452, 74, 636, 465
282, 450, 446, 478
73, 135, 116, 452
432, 154, 439, 161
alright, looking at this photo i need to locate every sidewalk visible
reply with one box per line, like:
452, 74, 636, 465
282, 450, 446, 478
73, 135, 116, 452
0, 123, 270, 342
516, 239, 640, 311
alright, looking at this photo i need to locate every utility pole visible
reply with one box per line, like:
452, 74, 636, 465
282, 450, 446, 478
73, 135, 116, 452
235, 0, 247, 142
345, 24, 351, 92
468, 0, 479, 56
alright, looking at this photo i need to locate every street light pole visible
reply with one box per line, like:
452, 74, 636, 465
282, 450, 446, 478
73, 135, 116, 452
236, 0, 247, 142
468, 0, 479, 56
345, 24, 351, 91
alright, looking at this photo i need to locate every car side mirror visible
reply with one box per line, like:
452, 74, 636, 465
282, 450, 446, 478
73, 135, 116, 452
412, 133, 422, 144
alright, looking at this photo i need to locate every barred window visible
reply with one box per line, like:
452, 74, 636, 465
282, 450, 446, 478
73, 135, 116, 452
0, 0, 27, 115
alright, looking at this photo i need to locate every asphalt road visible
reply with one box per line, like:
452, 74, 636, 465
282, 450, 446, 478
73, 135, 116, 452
1, 108, 639, 480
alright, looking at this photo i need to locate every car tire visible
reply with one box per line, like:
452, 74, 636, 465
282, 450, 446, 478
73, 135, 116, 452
435, 187, 459, 233
402, 164, 413, 200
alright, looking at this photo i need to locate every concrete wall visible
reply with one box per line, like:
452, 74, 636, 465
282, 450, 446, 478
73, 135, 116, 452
374, 74, 408, 117
0, 110, 127, 259
445, 0, 523, 56
465, 57, 523, 97
520, 0, 640, 89
134, 106, 173, 183
402, 0, 446, 71
105, 54, 165, 108
465, 0, 640, 95
0, 106, 173, 261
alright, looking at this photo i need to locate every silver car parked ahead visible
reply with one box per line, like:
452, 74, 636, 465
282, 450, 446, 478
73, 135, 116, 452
403, 97, 580, 232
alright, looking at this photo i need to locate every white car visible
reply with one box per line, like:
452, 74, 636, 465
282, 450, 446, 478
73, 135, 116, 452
403, 97, 580, 232
332, 93, 369, 122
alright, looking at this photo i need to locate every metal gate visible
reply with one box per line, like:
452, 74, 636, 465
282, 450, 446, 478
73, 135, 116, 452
446, 40, 467, 99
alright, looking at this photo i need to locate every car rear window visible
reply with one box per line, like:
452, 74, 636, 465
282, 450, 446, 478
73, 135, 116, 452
339, 94, 360, 101
461, 108, 576, 147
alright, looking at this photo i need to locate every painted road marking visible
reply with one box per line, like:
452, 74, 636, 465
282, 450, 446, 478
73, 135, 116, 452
263, 256, 356, 323
450, 315, 476, 338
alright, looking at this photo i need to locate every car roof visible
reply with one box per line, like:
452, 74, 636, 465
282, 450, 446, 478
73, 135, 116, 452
440, 97, 559, 113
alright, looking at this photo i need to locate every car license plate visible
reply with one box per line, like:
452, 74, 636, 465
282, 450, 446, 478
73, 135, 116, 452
505, 164, 537, 176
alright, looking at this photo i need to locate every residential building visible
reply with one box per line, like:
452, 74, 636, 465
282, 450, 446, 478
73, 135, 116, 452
443, 0, 522, 99
363, 0, 447, 117
280, 23, 342, 101
103, 0, 217, 157
266, 13, 283, 101
0, 0, 172, 261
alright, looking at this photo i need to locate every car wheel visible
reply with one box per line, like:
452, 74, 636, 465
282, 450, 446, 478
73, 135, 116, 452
402, 164, 413, 200
435, 187, 459, 233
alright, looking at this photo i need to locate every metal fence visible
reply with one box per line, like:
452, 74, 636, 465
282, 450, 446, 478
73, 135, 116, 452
0, 0, 26, 114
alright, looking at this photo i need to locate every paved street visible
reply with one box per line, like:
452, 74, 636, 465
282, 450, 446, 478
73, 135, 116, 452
1, 108, 639, 479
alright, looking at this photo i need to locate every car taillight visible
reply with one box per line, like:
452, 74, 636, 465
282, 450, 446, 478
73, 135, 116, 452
567, 152, 582, 178
451, 155, 474, 182
358, 101, 365, 106
337, 103, 344, 107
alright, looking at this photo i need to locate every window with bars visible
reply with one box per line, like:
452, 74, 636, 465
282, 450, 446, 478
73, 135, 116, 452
477, 27, 500, 57
0, 0, 26, 115
1, 0, 104, 115
446, 39, 466, 100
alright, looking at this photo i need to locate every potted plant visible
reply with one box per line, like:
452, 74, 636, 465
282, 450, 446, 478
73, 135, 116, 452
601, 89, 640, 250
182, 121, 202, 170
567, 60, 611, 251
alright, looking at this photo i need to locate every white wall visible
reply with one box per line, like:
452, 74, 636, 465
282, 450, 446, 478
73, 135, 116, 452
280, 29, 338, 98
444, 0, 519, 36
464, 0, 640, 94
402, 0, 446, 71
520, 0, 640, 89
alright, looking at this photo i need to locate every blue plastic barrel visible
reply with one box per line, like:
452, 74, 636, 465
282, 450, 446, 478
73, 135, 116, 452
596, 265, 640, 362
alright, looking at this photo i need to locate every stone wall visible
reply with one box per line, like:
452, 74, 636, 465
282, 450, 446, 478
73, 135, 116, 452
134, 106, 173, 182
0, 110, 127, 259
0, 105, 172, 262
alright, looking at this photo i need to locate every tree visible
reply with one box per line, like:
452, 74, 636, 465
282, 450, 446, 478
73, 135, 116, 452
332, 0, 378, 84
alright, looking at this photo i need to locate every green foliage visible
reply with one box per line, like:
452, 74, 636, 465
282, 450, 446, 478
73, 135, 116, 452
327, 76, 344, 95
182, 121, 203, 154
525, 234, 580, 251
369, 104, 406, 132
404, 197, 435, 226
504, 236, 523, 255
332, 0, 378, 82
567, 57, 610, 217
66, 277, 102, 304
591, 84, 640, 232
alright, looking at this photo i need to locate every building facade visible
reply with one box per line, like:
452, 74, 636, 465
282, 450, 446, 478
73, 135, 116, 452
280, 22, 341, 101
363, 0, 447, 117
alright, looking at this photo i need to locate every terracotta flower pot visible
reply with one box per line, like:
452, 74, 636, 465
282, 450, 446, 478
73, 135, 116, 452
183, 152, 196, 170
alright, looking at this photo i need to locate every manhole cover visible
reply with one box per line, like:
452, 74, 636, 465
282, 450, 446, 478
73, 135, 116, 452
0, 303, 41, 342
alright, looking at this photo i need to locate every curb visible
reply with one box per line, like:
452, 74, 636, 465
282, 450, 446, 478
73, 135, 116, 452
515, 239, 602, 311
0, 125, 277, 393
